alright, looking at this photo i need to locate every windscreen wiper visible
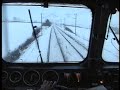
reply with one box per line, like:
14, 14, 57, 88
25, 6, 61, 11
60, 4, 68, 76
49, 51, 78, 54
28, 9, 43, 63
109, 26, 119, 45
108, 14, 119, 45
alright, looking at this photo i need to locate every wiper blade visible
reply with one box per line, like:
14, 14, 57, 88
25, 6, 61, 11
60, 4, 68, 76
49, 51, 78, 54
28, 9, 43, 63
107, 14, 119, 45
109, 26, 119, 45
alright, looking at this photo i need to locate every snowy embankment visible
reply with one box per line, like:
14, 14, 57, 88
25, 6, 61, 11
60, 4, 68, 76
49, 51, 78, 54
3, 22, 41, 52
15, 26, 52, 63
2, 22, 42, 61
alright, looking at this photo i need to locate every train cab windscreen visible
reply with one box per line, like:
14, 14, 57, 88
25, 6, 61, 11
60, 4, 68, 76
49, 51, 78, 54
102, 11, 119, 62
2, 3, 92, 63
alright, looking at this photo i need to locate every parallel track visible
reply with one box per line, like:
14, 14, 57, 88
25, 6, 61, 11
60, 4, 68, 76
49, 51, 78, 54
53, 26, 85, 60
47, 26, 66, 62
56, 26, 88, 51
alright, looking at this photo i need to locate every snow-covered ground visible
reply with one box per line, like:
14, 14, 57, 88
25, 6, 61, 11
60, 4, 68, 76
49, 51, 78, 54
14, 24, 119, 63
63, 26, 90, 48
53, 26, 84, 62
14, 26, 52, 63
2, 4, 119, 63
102, 32, 119, 62
2, 22, 41, 57
15, 25, 88, 63
48, 26, 65, 62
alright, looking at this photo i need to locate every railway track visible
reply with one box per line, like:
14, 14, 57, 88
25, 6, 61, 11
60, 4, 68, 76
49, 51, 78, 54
61, 26, 89, 42
16, 25, 89, 63
54, 26, 85, 60
53, 27, 66, 62
47, 26, 66, 62
56, 26, 88, 51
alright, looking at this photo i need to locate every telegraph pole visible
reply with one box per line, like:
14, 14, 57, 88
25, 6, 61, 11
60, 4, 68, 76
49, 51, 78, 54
75, 14, 77, 35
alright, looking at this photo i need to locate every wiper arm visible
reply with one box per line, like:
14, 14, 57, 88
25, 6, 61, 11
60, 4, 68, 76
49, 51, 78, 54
28, 9, 43, 63
107, 14, 119, 45
109, 26, 119, 45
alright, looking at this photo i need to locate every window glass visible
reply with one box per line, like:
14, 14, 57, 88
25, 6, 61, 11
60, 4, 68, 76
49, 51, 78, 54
2, 3, 92, 63
102, 11, 119, 62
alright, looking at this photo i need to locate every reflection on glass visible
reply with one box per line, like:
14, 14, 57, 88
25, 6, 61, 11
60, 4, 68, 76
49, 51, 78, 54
2, 3, 92, 63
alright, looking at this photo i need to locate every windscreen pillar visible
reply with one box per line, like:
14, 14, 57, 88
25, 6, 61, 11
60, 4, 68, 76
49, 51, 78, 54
87, 1, 111, 68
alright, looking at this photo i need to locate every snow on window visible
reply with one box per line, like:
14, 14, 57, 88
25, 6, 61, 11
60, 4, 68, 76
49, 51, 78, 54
2, 3, 92, 63
102, 11, 119, 62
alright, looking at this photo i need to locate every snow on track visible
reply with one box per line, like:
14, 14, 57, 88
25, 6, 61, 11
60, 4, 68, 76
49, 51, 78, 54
53, 26, 83, 62
55, 26, 87, 59
57, 26, 89, 49
56, 26, 88, 51
15, 24, 89, 63
47, 26, 65, 62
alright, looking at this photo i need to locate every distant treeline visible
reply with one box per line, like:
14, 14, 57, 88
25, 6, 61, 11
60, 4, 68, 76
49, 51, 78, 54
42, 19, 51, 26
